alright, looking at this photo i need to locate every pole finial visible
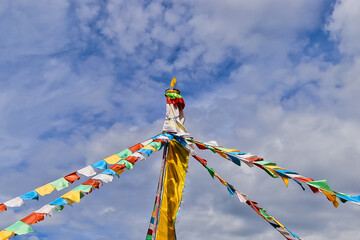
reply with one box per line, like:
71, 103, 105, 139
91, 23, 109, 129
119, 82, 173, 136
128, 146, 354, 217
170, 77, 177, 89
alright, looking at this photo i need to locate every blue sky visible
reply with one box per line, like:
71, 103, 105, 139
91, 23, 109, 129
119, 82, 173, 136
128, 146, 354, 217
1, 0, 360, 239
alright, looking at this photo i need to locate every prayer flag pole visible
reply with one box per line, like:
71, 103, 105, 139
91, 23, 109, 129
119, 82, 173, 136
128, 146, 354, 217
146, 78, 189, 240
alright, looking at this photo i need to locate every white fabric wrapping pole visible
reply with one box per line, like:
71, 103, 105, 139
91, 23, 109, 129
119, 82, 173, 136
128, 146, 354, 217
162, 104, 187, 135
162, 79, 188, 135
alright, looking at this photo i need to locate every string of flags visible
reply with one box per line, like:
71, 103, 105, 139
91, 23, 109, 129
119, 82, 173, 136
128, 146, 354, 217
185, 137, 360, 208
0, 136, 160, 214
191, 153, 301, 240
0, 134, 170, 239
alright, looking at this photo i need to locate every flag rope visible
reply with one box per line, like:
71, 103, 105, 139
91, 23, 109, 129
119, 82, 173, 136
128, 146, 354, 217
0, 133, 171, 239
185, 137, 360, 207
191, 153, 301, 240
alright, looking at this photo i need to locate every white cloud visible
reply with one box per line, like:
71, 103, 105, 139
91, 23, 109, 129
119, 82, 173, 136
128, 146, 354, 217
0, 0, 70, 60
1, 0, 360, 240
327, 0, 360, 55
187, 0, 324, 64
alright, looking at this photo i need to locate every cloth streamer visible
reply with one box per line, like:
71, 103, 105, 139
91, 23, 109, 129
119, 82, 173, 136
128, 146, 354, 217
156, 139, 189, 240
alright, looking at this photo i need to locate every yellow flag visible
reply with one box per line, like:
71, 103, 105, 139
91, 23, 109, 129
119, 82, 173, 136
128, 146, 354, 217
35, 183, 56, 196
156, 140, 189, 240
62, 191, 82, 204
280, 176, 289, 188
0, 230, 14, 240
215, 173, 227, 186
112, 168, 125, 175
216, 151, 229, 160
320, 189, 339, 208
104, 154, 121, 164
143, 145, 158, 152
273, 218, 285, 229
223, 148, 241, 152
266, 165, 288, 171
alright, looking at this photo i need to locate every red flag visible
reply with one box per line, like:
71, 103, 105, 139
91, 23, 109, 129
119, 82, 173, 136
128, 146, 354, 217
21, 212, 46, 225
0, 203, 6, 212
64, 172, 80, 184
